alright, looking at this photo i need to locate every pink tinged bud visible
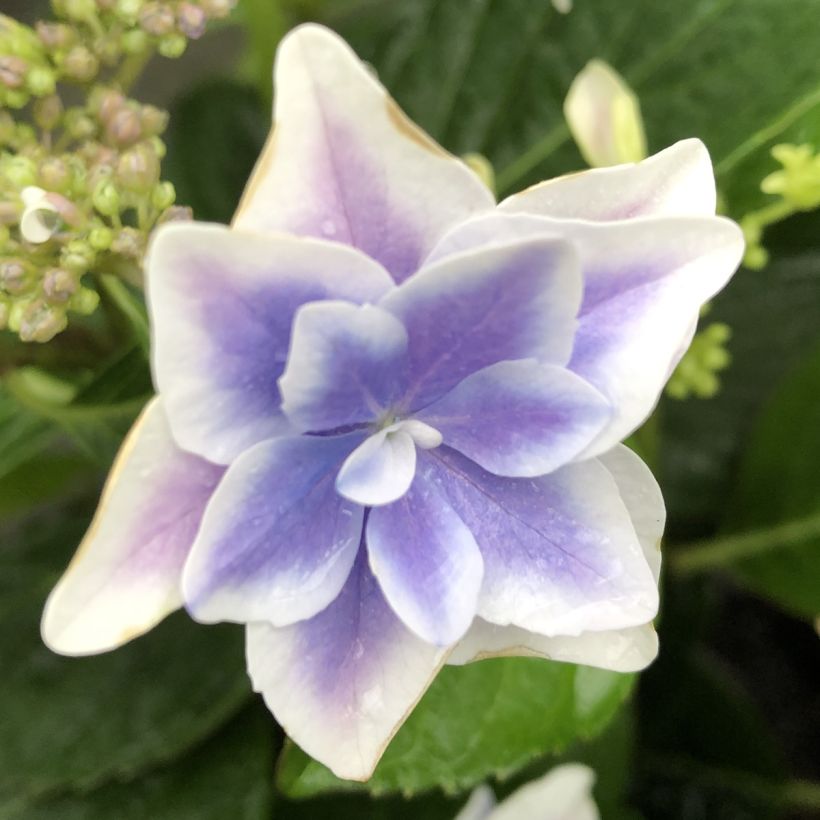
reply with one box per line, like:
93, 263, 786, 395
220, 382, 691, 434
117, 144, 160, 191
139, 3, 175, 36
0, 56, 27, 89
43, 267, 78, 302
39, 158, 72, 191
199, 0, 235, 19
106, 106, 142, 146
63, 46, 99, 82
0, 259, 30, 294
157, 204, 192, 224
139, 104, 169, 135
19, 298, 67, 343
94, 87, 126, 122
177, 3, 206, 38
37, 21, 75, 49
111, 226, 144, 258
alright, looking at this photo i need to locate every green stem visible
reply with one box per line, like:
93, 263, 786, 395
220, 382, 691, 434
495, 124, 569, 196
671, 510, 820, 574
114, 49, 153, 93
98, 274, 150, 355
743, 198, 795, 230
782, 779, 820, 810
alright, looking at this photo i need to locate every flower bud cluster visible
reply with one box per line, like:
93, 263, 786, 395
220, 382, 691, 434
741, 143, 820, 270
0, 3, 222, 343
666, 320, 732, 400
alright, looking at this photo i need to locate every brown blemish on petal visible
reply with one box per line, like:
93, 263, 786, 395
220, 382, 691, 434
384, 97, 451, 159
232, 124, 278, 227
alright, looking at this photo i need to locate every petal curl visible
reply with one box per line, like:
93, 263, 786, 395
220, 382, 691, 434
233, 24, 493, 282
182, 434, 363, 626
499, 139, 715, 220
417, 360, 611, 477
41, 399, 224, 655
422, 447, 658, 638
246, 551, 447, 781
425, 211, 743, 456
381, 237, 581, 410
147, 222, 393, 464
279, 301, 408, 433
366, 468, 484, 646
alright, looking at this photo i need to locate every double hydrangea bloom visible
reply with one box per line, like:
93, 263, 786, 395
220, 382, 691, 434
41, 25, 743, 779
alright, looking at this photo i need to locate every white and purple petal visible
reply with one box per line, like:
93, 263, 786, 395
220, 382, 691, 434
41, 399, 224, 655
147, 222, 393, 465
499, 138, 715, 221
182, 433, 364, 627
417, 360, 611, 477
233, 24, 493, 282
279, 301, 408, 433
246, 551, 447, 781
366, 468, 483, 646
422, 447, 658, 638
381, 237, 581, 410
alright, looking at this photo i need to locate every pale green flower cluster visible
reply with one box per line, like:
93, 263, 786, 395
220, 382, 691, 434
0, 2, 235, 343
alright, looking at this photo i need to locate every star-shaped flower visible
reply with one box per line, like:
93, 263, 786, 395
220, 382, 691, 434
41, 25, 743, 780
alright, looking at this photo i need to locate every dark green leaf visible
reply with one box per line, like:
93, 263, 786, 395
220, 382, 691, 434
0, 504, 250, 810
278, 658, 633, 797
14, 707, 273, 820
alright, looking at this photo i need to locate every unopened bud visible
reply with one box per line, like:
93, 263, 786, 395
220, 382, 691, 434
26, 65, 57, 96
18, 298, 67, 342
70, 285, 100, 315
64, 108, 97, 139
0, 202, 21, 225
63, 45, 99, 82
33, 94, 64, 130
157, 204, 192, 224
0, 259, 30, 294
88, 225, 113, 250
117, 143, 160, 192
91, 86, 126, 122
122, 29, 149, 54
0, 56, 27, 89
111, 226, 143, 258
63, 0, 99, 23
139, 2, 175, 35
140, 104, 168, 135
36, 21, 74, 49
199, 0, 235, 19
2, 155, 38, 188
43, 267, 79, 302
151, 180, 175, 211
158, 33, 186, 58
116, 0, 144, 24
38, 158, 71, 192
0, 111, 15, 143
106, 106, 142, 145
60, 239, 95, 273
178, 3, 207, 38
92, 180, 120, 216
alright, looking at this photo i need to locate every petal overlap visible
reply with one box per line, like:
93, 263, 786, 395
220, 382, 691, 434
246, 551, 447, 781
41, 399, 224, 655
380, 236, 582, 410
233, 24, 494, 282
182, 433, 364, 626
148, 223, 394, 464
421, 447, 658, 638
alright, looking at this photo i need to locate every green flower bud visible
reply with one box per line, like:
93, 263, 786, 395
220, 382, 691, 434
43, 266, 79, 302
199, 0, 235, 19
60, 238, 95, 273
158, 33, 187, 59
63, 0, 98, 23
88, 225, 113, 250
151, 180, 175, 211
26, 65, 57, 97
33, 94, 64, 130
36, 21, 75, 50
116, 0, 144, 24
111, 226, 143, 258
18, 298, 68, 342
1, 154, 38, 188
70, 285, 100, 314
64, 107, 97, 139
95, 34, 124, 66
39, 157, 72, 191
7, 298, 25, 333
92, 179, 120, 216
62, 45, 99, 82
0, 259, 32, 294
117, 143, 160, 192
121, 28, 149, 54
140, 104, 168, 136
2, 89, 29, 109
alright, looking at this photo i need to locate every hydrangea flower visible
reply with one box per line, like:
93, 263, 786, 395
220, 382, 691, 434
456, 763, 599, 820
41, 25, 743, 780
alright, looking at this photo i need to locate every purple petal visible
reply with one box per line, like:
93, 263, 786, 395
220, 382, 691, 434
279, 301, 408, 433
233, 24, 493, 282
499, 139, 716, 221
366, 468, 483, 645
417, 360, 611, 476
42, 399, 224, 655
246, 550, 447, 781
421, 447, 658, 637
182, 433, 364, 626
147, 223, 394, 464
380, 237, 581, 410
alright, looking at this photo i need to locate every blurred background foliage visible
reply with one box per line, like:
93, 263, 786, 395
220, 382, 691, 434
1, 0, 819, 818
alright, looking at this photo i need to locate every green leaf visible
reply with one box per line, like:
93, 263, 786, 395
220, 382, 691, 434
164, 80, 270, 223
717, 337, 820, 617
278, 658, 633, 797
0, 385, 58, 484
0, 505, 251, 810
13, 707, 274, 820
319, 0, 820, 208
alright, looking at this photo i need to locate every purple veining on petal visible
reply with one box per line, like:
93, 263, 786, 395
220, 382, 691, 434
420, 447, 657, 636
